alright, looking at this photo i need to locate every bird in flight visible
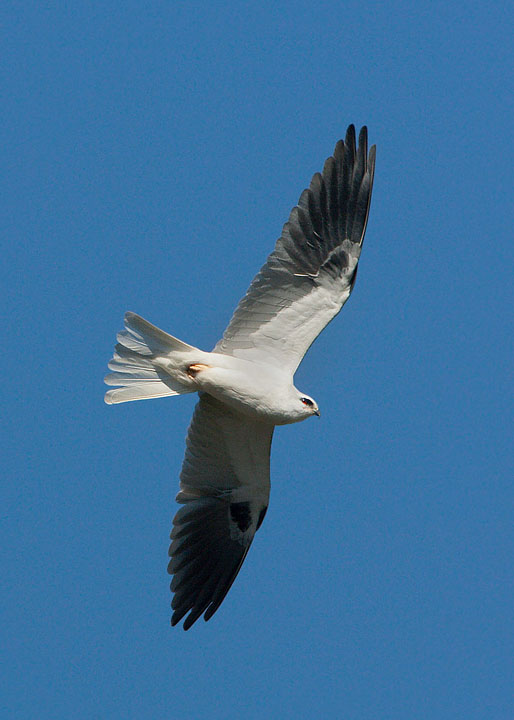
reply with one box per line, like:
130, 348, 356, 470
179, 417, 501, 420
105, 125, 376, 629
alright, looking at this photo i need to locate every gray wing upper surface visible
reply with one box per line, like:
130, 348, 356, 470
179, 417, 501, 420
168, 393, 273, 629
214, 125, 376, 374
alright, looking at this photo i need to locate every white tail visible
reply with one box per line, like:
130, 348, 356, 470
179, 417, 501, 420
104, 312, 199, 405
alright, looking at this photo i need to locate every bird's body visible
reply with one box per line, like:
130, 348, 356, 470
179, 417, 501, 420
105, 125, 376, 629
183, 354, 306, 425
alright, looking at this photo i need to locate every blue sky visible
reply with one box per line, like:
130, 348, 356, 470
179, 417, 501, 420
2, 1, 513, 718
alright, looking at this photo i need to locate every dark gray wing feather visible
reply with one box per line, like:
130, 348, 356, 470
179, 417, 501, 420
169, 499, 252, 629
214, 125, 376, 373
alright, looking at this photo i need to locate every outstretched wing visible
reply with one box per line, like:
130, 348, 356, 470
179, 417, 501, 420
214, 125, 376, 374
168, 393, 274, 630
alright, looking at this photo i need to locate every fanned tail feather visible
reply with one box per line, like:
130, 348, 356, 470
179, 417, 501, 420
104, 312, 197, 404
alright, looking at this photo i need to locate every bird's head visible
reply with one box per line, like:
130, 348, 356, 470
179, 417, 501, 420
297, 393, 320, 419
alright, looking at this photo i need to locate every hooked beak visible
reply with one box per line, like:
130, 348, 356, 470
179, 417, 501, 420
314, 409, 320, 417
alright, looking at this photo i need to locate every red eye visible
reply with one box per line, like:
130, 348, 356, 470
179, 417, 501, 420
301, 397, 313, 407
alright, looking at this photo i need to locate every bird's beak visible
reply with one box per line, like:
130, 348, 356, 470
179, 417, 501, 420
314, 409, 320, 417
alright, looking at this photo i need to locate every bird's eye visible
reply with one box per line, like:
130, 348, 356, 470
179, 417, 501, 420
301, 397, 313, 407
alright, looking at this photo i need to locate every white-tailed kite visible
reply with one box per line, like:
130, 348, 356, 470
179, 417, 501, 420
105, 125, 376, 629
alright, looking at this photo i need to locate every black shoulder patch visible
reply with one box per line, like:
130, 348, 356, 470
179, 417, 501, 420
256, 506, 268, 531
230, 501, 252, 533
348, 263, 359, 292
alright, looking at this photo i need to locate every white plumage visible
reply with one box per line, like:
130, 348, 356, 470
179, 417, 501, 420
105, 125, 376, 629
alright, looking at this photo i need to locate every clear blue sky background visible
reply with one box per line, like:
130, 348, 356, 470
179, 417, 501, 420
2, 2, 513, 718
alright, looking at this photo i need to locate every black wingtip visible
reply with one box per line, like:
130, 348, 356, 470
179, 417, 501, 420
338, 125, 371, 159
368, 143, 377, 168
345, 123, 356, 148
